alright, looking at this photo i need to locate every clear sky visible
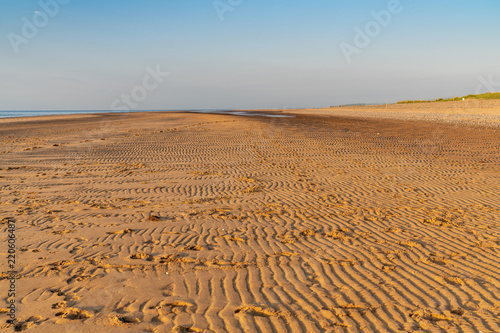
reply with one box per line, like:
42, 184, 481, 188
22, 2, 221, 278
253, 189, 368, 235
1, 0, 500, 110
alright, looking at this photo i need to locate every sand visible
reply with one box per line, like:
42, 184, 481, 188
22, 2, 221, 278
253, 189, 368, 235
0, 104, 499, 332
267, 99, 500, 128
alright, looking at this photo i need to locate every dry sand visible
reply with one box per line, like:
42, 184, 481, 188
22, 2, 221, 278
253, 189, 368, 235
0, 104, 499, 332
278, 99, 500, 128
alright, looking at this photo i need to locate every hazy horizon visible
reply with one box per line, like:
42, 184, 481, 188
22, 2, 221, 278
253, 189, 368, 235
1, 0, 500, 111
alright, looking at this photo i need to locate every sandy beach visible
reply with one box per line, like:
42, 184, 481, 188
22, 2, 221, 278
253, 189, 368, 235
1, 104, 499, 332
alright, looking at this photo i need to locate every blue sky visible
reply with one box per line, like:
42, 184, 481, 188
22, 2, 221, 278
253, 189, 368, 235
1, 0, 499, 110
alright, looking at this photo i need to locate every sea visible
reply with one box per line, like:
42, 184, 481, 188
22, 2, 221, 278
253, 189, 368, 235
0, 110, 293, 119
0, 110, 142, 119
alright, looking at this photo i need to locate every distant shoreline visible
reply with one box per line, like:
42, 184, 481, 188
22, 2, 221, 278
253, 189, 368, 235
1, 99, 499, 127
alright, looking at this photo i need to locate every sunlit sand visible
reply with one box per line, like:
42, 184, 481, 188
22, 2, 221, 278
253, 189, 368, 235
1, 103, 499, 332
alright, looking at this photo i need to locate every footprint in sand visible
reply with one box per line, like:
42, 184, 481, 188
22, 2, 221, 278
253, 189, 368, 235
55, 307, 93, 320
13, 316, 44, 331
409, 309, 453, 323
183, 245, 205, 251
106, 228, 135, 235
52, 301, 67, 309
300, 229, 316, 237
151, 301, 194, 315
173, 326, 203, 333
129, 253, 155, 261
118, 314, 141, 324
235, 305, 282, 317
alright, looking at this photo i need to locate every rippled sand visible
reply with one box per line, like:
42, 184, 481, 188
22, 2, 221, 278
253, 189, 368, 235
0, 109, 499, 332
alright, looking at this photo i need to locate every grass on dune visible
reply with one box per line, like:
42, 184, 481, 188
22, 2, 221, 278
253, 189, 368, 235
397, 92, 500, 104
462, 92, 500, 100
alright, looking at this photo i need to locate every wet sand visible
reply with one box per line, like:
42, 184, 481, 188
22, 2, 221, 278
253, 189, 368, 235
0, 107, 499, 332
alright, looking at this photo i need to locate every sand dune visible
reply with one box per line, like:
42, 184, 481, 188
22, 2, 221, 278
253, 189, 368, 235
0, 110, 499, 332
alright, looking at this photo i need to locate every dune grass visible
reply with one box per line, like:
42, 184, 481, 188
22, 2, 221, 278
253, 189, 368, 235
397, 92, 500, 104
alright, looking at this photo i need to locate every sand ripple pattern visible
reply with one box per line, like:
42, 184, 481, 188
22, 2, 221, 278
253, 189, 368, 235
0, 112, 499, 332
